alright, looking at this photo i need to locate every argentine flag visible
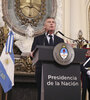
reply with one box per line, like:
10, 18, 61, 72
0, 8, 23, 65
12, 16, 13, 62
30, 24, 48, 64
0, 31, 14, 93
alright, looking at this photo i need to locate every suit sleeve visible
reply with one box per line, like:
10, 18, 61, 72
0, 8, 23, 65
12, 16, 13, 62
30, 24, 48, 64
57, 36, 64, 44
61, 38, 64, 43
31, 37, 38, 51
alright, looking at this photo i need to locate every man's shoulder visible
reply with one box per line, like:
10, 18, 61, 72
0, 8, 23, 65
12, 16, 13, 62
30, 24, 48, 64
35, 34, 45, 39
54, 34, 61, 38
54, 35, 64, 41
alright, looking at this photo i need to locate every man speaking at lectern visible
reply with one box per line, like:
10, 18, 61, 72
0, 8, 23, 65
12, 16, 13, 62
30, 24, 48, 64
31, 17, 64, 100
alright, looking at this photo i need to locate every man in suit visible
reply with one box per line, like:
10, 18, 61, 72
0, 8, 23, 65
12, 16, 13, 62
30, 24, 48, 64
31, 17, 64, 100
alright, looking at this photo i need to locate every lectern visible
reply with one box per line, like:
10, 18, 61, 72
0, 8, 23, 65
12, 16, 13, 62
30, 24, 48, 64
33, 46, 87, 100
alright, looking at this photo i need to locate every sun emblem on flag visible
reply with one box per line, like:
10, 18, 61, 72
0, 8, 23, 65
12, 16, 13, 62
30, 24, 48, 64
4, 58, 10, 65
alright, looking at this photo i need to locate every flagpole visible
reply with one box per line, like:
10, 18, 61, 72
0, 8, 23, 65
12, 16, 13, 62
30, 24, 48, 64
5, 93, 7, 100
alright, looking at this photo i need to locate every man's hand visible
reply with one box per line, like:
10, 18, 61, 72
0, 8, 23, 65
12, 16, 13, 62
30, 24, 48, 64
30, 51, 34, 58
86, 50, 90, 57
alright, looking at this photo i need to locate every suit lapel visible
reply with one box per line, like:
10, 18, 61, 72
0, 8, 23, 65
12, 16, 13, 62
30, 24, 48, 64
42, 34, 49, 45
54, 35, 57, 46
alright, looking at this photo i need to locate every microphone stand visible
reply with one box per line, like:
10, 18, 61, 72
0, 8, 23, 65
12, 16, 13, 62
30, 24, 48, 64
63, 35, 76, 42
56, 31, 76, 42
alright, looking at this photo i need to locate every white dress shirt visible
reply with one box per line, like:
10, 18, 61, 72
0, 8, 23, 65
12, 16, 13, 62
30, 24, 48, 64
45, 33, 54, 44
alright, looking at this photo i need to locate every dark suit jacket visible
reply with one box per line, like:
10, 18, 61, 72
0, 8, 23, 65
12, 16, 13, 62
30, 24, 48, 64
31, 33, 64, 100
31, 33, 64, 51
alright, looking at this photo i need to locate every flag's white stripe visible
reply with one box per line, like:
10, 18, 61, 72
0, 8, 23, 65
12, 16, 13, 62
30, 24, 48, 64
6, 35, 10, 53
9, 35, 14, 53
9, 35, 11, 53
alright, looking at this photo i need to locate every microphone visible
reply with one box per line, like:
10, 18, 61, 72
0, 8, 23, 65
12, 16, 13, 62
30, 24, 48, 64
56, 31, 76, 41
57, 31, 64, 36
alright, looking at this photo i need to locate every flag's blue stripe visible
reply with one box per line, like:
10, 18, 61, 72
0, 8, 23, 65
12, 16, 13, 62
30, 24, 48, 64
6, 31, 14, 53
0, 61, 12, 93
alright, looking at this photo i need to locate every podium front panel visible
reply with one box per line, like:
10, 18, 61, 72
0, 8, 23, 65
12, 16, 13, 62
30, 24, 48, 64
41, 63, 81, 100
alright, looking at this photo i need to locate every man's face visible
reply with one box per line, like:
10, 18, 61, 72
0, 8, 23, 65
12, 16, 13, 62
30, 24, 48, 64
44, 18, 56, 33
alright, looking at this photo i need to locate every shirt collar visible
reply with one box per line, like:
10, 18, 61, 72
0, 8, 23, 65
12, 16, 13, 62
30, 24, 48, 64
45, 32, 54, 37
